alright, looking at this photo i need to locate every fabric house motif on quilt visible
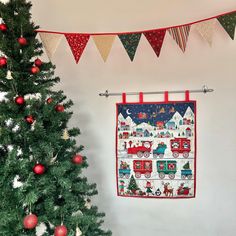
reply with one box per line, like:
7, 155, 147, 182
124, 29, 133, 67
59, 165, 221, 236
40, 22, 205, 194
116, 95, 196, 199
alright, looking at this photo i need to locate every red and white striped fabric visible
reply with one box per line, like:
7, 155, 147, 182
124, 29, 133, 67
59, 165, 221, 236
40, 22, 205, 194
168, 26, 191, 52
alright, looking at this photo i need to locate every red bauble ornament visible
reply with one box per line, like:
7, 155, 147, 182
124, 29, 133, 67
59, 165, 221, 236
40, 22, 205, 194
33, 163, 45, 175
72, 154, 83, 165
18, 37, 27, 46
46, 97, 53, 104
23, 214, 38, 229
55, 104, 64, 112
34, 58, 42, 67
15, 96, 25, 105
25, 115, 35, 124
31, 66, 40, 74
54, 225, 68, 236
0, 23, 7, 32
0, 56, 7, 68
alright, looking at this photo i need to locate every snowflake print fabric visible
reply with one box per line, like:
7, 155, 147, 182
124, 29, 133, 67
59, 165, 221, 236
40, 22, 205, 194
144, 29, 166, 57
65, 33, 90, 63
118, 33, 142, 61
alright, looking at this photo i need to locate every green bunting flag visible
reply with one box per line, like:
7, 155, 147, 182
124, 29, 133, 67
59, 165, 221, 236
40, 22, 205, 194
217, 12, 236, 39
118, 33, 142, 61
37, 10, 236, 63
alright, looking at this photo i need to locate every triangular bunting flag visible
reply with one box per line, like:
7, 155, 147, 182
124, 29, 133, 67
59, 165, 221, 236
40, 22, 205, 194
168, 25, 191, 52
65, 33, 90, 63
194, 19, 216, 46
92, 35, 115, 62
39, 32, 63, 60
144, 29, 166, 57
118, 33, 142, 61
217, 12, 236, 40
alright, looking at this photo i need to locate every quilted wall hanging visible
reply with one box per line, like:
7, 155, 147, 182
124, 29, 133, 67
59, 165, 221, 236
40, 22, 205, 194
116, 93, 196, 199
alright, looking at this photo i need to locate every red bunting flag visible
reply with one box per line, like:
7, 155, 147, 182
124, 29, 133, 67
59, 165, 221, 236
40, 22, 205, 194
65, 33, 90, 63
168, 25, 191, 52
144, 29, 166, 57
36, 9, 236, 63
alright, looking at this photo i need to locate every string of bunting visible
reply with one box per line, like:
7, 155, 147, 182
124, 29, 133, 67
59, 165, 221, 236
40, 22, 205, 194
36, 10, 236, 63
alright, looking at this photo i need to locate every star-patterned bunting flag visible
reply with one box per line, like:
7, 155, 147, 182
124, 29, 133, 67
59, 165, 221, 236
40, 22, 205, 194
217, 12, 236, 39
168, 25, 191, 52
194, 19, 216, 46
118, 33, 142, 61
39, 32, 63, 60
144, 29, 166, 57
37, 10, 236, 63
65, 33, 90, 63
92, 35, 116, 62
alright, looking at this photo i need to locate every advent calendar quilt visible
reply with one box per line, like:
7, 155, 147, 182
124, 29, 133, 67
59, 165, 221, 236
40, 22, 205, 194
116, 101, 196, 199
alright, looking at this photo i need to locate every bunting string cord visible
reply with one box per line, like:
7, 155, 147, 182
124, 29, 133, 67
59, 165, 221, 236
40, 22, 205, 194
36, 9, 236, 35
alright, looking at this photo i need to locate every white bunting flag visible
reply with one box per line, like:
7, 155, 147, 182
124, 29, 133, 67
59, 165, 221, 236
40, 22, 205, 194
39, 32, 63, 60
194, 19, 216, 46
92, 35, 115, 62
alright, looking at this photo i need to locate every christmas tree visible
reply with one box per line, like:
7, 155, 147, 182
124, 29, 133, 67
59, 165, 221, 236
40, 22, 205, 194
0, 0, 111, 235
127, 175, 139, 194
183, 161, 190, 170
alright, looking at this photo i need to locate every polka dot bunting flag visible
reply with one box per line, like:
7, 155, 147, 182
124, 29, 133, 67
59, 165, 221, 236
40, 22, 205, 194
36, 10, 236, 63
217, 12, 236, 39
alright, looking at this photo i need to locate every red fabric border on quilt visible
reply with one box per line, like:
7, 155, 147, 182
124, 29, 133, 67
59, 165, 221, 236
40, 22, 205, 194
116, 98, 197, 199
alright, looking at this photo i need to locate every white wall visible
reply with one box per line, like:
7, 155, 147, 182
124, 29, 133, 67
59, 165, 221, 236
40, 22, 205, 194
29, 1, 236, 235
